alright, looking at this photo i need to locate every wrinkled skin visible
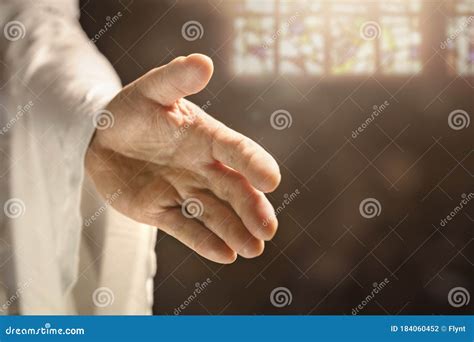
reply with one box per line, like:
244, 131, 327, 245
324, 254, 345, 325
85, 54, 281, 264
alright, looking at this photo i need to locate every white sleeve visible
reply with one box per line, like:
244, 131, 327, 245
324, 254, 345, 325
0, 0, 126, 313
2, 0, 122, 115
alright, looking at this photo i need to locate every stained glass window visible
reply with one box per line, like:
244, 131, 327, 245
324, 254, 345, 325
278, 1, 324, 75
279, 16, 325, 75
330, 2, 375, 75
379, 2, 422, 75
233, 0, 423, 76
234, 0, 275, 75
234, 17, 275, 75
446, 0, 474, 76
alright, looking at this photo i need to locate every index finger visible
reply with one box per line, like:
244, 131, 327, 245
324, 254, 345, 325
211, 124, 281, 193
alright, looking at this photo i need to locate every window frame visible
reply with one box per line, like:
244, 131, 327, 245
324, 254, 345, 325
233, 0, 425, 77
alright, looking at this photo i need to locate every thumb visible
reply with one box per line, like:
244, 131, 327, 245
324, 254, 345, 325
138, 54, 214, 106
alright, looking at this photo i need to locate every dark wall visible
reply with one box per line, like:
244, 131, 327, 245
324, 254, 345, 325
80, 0, 473, 315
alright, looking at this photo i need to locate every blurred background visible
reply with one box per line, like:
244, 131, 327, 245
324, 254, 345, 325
80, 0, 473, 315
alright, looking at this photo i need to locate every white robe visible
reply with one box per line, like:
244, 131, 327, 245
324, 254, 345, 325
0, 0, 156, 314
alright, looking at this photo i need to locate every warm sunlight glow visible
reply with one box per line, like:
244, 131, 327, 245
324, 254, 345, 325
234, 0, 423, 76
446, 0, 474, 75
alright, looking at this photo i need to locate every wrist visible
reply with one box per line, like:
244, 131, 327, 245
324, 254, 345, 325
85, 131, 111, 176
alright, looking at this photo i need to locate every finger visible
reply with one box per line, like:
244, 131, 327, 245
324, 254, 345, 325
211, 125, 281, 193
138, 54, 214, 106
205, 162, 278, 241
196, 193, 265, 259
156, 208, 236, 264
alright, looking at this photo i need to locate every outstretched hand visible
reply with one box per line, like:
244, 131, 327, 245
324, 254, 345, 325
85, 54, 281, 264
